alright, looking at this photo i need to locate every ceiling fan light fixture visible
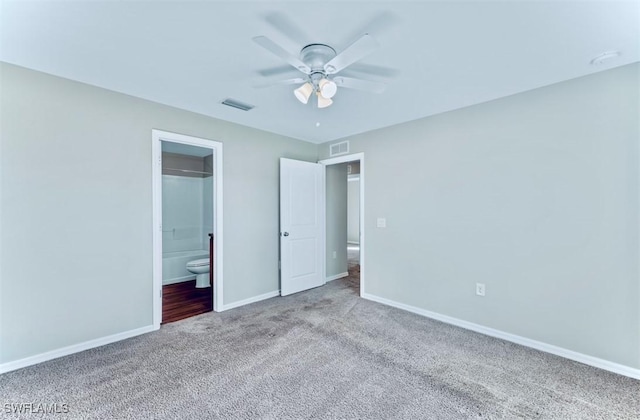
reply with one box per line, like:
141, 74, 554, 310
319, 79, 338, 99
294, 82, 313, 104
317, 92, 333, 109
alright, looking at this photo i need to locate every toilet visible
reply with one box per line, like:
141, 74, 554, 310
186, 258, 210, 288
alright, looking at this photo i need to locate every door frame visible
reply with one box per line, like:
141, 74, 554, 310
151, 129, 224, 328
319, 152, 365, 296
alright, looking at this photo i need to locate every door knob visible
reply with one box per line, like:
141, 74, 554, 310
283, 232, 289, 237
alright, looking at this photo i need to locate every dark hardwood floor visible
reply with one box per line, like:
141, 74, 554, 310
162, 280, 213, 324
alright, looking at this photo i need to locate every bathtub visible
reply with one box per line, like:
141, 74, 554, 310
162, 249, 209, 285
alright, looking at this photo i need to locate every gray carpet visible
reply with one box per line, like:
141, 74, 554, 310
1, 277, 638, 419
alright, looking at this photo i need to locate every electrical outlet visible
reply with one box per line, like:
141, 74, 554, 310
332, 251, 337, 259
476, 283, 486, 296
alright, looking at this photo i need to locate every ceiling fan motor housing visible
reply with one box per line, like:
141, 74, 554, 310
300, 44, 336, 73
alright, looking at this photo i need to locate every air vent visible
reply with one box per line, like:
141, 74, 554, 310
221, 98, 255, 111
329, 141, 349, 157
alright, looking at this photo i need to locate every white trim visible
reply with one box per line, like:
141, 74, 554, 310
321, 162, 327, 289
319, 152, 365, 296
0, 325, 156, 374
221, 290, 280, 311
362, 292, 640, 380
326, 272, 349, 282
152, 129, 224, 327
320, 153, 364, 167
152, 135, 162, 326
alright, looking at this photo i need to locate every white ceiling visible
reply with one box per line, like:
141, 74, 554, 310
2, 1, 638, 144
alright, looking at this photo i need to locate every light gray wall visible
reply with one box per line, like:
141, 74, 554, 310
319, 63, 640, 369
0, 63, 317, 364
347, 178, 360, 244
325, 163, 348, 278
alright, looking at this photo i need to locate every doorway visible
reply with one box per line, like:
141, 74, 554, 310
320, 153, 365, 296
347, 162, 361, 289
152, 130, 224, 329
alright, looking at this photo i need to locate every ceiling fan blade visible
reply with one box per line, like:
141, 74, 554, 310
253, 78, 306, 89
343, 11, 399, 43
257, 65, 297, 77
264, 12, 311, 45
252, 36, 311, 74
324, 34, 379, 75
341, 63, 400, 79
334, 76, 386, 94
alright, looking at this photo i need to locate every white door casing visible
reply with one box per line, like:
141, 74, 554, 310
280, 158, 325, 296
152, 129, 224, 328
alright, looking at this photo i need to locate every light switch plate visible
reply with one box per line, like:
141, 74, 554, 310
377, 218, 386, 228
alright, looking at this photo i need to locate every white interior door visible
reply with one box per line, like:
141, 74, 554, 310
280, 158, 325, 296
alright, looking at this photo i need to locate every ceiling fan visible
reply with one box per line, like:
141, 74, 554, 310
253, 33, 387, 109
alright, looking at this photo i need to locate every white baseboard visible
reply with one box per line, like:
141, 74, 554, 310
221, 290, 280, 311
362, 293, 640, 380
0, 325, 157, 375
326, 272, 349, 282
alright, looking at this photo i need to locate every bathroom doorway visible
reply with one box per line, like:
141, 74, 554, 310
152, 130, 223, 328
